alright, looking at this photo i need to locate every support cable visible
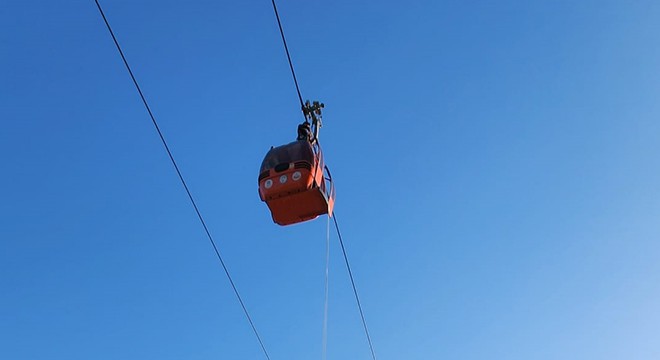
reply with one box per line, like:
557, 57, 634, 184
269, 0, 306, 114
332, 215, 377, 360
93, 2, 270, 359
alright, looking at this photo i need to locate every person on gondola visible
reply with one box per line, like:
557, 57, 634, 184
297, 121, 312, 142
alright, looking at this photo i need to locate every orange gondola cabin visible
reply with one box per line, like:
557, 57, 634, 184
258, 101, 335, 226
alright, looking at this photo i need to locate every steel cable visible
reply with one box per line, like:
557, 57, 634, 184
333, 214, 377, 360
269, 0, 306, 117
93, 1, 271, 359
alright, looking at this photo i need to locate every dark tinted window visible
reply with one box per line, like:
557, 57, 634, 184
260, 140, 314, 173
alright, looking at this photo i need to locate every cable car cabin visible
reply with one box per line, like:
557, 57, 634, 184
258, 140, 335, 226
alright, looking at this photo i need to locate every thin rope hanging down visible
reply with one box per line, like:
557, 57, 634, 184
93, 1, 270, 359
322, 215, 331, 360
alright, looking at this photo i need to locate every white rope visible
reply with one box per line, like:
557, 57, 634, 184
322, 215, 331, 360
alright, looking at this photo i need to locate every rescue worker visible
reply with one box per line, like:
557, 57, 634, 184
297, 121, 312, 142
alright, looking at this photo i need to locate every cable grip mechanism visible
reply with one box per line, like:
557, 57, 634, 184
302, 100, 324, 143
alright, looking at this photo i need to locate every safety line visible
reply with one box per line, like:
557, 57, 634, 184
322, 216, 331, 360
332, 215, 377, 360
93, 2, 271, 359
269, 0, 305, 113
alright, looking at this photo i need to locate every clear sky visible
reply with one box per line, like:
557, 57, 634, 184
2, 0, 660, 359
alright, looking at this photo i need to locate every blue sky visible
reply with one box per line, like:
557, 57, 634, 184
2, 0, 660, 359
